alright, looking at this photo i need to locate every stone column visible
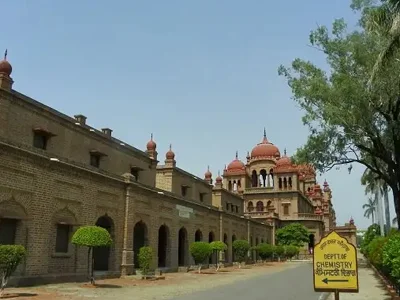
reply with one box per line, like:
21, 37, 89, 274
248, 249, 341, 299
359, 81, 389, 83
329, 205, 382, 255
120, 174, 135, 276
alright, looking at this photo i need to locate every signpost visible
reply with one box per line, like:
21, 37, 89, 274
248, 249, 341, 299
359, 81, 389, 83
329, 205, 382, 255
313, 231, 359, 300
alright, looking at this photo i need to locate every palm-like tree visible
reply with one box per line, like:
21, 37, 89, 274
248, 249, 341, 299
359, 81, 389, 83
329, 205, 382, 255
393, 216, 398, 227
363, 197, 377, 224
361, 167, 391, 232
366, 0, 400, 84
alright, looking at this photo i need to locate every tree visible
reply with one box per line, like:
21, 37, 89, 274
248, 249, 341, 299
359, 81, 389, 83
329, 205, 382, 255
278, 2, 400, 229
71, 225, 113, 285
284, 245, 299, 260
232, 240, 250, 268
361, 166, 391, 233
209, 241, 227, 271
0, 245, 26, 298
276, 223, 309, 247
363, 197, 377, 224
189, 242, 212, 273
137, 246, 153, 279
354, 0, 400, 84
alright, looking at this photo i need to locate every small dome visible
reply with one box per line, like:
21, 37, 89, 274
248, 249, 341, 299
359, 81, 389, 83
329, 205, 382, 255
0, 50, 12, 76
251, 129, 280, 159
276, 149, 291, 167
227, 152, 245, 171
166, 144, 175, 160
146, 133, 156, 151
216, 172, 223, 184
204, 166, 212, 179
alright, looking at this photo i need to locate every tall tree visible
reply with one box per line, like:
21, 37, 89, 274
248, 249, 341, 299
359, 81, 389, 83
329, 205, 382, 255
353, 0, 400, 84
361, 167, 391, 233
363, 197, 377, 224
278, 2, 400, 229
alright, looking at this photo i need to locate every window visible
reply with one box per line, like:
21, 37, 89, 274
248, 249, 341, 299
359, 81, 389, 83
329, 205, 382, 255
33, 132, 48, 150
55, 224, 70, 253
0, 218, 17, 244
90, 154, 101, 168
130, 168, 139, 181
231, 205, 234, 212
235, 206, 239, 213
226, 203, 230, 211
181, 186, 188, 197
199, 193, 204, 202
283, 205, 289, 216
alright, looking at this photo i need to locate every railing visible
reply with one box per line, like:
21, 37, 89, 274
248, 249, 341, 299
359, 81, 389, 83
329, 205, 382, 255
295, 213, 323, 221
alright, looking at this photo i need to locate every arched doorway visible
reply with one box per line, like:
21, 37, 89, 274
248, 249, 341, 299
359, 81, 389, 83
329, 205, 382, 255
178, 227, 188, 266
158, 225, 169, 268
308, 234, 315, 254
208, 231, 215, 264
195, 229, 202, 242
133, 221, 148, 268
93, 215, 113, 271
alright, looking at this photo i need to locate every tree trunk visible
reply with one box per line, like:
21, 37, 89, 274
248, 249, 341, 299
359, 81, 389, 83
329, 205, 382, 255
383, 185, 391, 234
376, 190, 385, 236
372, 211, 375, 225
394, 188, 400, 230
0, 271, 8, 298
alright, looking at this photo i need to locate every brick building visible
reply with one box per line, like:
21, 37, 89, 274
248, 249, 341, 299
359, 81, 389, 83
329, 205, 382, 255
0, 53, 342, 285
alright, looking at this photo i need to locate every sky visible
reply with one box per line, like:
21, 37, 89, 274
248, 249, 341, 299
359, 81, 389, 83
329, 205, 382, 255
1, 0, 395, 229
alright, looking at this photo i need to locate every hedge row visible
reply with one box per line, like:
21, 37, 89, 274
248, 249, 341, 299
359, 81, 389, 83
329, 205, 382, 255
361, 224, 400, 289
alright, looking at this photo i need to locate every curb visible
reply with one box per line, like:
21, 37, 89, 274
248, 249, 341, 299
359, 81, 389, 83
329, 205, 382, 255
369, 262, 400, 300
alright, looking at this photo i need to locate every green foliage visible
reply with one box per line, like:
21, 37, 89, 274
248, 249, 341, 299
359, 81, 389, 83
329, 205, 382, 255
382, 232, 400, 280
0, 245, 26, 294
284, 245, 299, 259
276, 223, 309, 247
256, 243, 274, 261
278, 0, 400, 228
189, 242, 212, 265
232, 240, 250, 263
361, 224, 381, 253
273, 245, 285, 258
71, 226, 113, 248
366, 236, 388, 268
209, 241, 227, 252
137, 246, 153, 277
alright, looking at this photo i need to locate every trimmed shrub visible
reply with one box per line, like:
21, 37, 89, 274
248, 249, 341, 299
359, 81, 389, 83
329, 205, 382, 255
257, 243, 274, 262
189, 242, 212, 273
273, 245, 285, 261
366, 237, 387, 269
209, 241, 227, 271
138, 246, 153, 279
284, 245, 298, 259
232, 240, 250, 267
71, 225, 113, 284
382, 233, 400, 281
361, 224, 380, 254
0, 245, 26, 297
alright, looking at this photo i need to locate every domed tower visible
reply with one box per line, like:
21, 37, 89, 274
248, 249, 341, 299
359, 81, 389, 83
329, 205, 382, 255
145, 133, 157, 160
204, 166, 213, 185
274, 149, 299, 191
0, 50, 14, 90
164, 144, 176, 168
223, 151, 246, 193
248, 128, 280, 189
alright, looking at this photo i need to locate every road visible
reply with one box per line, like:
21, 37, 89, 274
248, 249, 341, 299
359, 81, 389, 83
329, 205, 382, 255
173, 263, 327, 300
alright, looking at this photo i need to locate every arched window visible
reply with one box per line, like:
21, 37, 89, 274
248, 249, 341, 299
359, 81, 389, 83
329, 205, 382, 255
252, 170, 258, 187
278, 178, 282, 189
256, 201, 264, 212
247, 201, 254, 212
228, 181, 232, 191
288, 177, 292, 189
283, 178, 288, 189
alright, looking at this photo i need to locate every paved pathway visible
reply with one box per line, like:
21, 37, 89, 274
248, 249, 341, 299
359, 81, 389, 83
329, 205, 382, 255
172, 263, 323, 300
328, 266, 391, 300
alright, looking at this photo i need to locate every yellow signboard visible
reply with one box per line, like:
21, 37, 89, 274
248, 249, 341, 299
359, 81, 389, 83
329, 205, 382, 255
313, 231, 359, 293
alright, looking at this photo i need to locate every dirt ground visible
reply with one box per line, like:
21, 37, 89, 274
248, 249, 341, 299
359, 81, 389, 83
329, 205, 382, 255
2, 262, 292, 300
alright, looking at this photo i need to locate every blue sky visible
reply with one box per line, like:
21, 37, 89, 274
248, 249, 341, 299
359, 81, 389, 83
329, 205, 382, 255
2, 0, 394, 229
